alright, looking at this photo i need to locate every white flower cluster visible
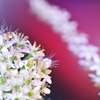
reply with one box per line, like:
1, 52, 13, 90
0, 31, 52, 100
29, 0, 100, 93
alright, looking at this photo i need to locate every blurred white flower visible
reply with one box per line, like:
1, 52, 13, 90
88, 74, 100, 87
89, 55, 100, 75
67, 33, 88, 44
68, 44, 81, 55
78, 45, 99, 60
78, 59, 93, 68
53, 21, 78, 34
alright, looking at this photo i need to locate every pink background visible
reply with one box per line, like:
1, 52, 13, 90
0, 0, 100, 100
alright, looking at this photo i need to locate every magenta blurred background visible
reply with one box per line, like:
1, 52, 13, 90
0, 0, 100, 100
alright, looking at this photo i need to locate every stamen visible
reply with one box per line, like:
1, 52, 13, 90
6, 33, 13, 38
18, 33, 22, 36
41, 49, 45, 52
38, 44, 41, 48
33, 41, 36, 48
24, 36, 29, 39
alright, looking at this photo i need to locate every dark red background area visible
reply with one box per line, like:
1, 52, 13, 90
0, 0, 100, 100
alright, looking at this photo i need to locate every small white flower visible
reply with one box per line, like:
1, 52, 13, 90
31, 80, 42, 86
78, 59, 93, 68
42, 87, 51, 94
78, 45, 99, 60
44, 75, 52, 84
11, 32, 29, 46
26, 41, 45, 59
9, 46, 24, 58
10, 69, 18, 76
32, 70, 41, 78
89, 55, 100, 75
43, 58, 52, 68
68, 44, 82, 55
67, 33, 88, 44
33, 85, 41, 94
20, 85, 31, 94
0, 62, 7, 75
53, 21, 78, 34
2, 85, 12, 92
20, 69, 30, 80
88, 74, 100, 87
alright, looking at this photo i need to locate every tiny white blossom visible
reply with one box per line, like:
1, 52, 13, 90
0, 62, 7, 75
88, 74, 100, 87
11, 32, 29, 46
43, 58, 52, 68
67, 33, 88, 44
78, 59, 93, 68
89, 55, 100, 75
68, 44, 81, 55
78, 45, 99, 60
42, 87, 50, 94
